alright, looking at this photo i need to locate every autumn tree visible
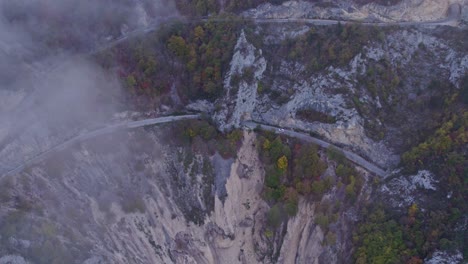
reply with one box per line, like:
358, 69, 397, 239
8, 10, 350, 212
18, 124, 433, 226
168, 35, 189, 60
126, 75, 136, 88
294, 144, 326, 179
193, 25, 205, 42
277, 155, 288, 172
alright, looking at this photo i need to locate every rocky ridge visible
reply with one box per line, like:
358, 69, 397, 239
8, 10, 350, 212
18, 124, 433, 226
243, 0, 466, 23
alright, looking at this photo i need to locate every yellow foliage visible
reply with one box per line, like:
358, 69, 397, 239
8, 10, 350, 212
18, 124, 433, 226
263, 139, 271, 150
187, 128, 196, 138
193, 25, 205, 41
277, 155, 288, 171
408, 203, 418, 217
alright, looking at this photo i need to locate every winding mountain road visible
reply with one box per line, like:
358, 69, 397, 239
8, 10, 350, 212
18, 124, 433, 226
2, 3, 461, 82
3, 3, 460, 178
2, 114, 389, 179
1, 115, 199, 178
91, 3, 462, 55
242, 121, 388, 177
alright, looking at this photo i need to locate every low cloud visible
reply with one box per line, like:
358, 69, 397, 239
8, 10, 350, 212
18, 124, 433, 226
0, 0, 178, 174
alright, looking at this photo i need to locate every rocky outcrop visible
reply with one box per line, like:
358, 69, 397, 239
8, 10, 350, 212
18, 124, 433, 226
359, 0, 461, 22
277, 200, 323, 264
248, 25, 466, 168
462, 3, 468, 24
243, 0, 466, 23
0, 255, 30, 264
210, 131, 269, 263
425, 250, 464, 264
243, 1, 340, 20
214, 30, 267, 131
381, 170, 439, 207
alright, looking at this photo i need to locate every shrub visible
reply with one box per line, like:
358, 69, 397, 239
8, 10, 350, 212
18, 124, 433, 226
315, 212, 329, 230
284, 201, 298, 217
265, 174, 280, 189
294, 144, 326, 179
326, 231, 337, 246
121, 195, 146, 213
311, 180, 326, 196
296, 109, 336, 124
327, 146, 346, 163
267, 204, 283, 228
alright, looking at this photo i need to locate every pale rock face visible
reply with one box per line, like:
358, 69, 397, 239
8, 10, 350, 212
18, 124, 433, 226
82, 256, 105, 264
135, 2, 149, 28
446, 52, 468, 86
358, 0, 453, 22
263, 26, 310, 43
462, 4, 468, 22
253, 43, 398, 167
277, 200, 323, 264
254, 71, 395, 168
89, 130, 271, 264
243, 1, 321, 19
186, 100, 215, 113
425, 250, 464, 264
243, 0, 466, 22
380, 170, 438, 207
411, 170, 437, 190
211, 131, 269, 263
0, 255, 30, 264
214, 30, 267, 131
385, 30, 468, 87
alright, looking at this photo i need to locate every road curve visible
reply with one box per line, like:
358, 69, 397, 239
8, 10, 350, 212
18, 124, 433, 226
242, 121, 388, 177
1, 114, 199, 178
2, 115, 389, 179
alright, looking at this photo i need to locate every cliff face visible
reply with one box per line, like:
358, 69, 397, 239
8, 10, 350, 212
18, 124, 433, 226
0, 126, 240, 263
0, 122, 375, 264
0, 126, 269, 263
213, 30, 267, 132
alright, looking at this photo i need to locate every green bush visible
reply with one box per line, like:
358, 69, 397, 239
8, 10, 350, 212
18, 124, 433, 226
265, 173, 281, 189
294, 144, 327, 179
326, 231, 337, 246
315, 212, 329, 230
296, 109, 336, 124
311, 180, 326, 196
267, 204, 283, 228
327, 146, 346, 163
121, 195, 146, 213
